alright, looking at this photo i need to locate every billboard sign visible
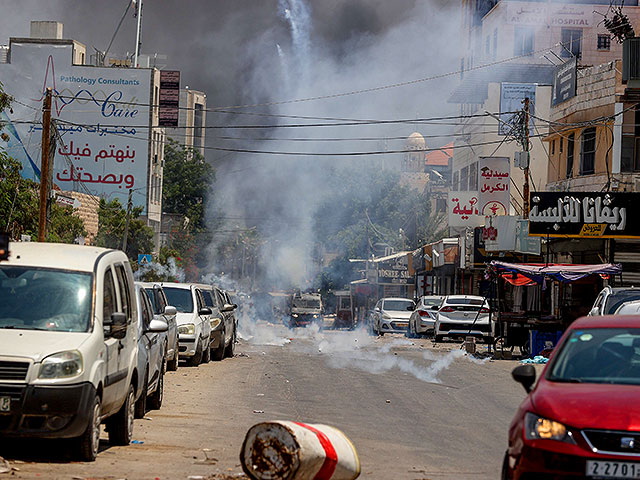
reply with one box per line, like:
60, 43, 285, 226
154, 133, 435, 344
448, 191, 484, 227
529, 192, 638, 238
478, 157, 510, 216
0, 42, 151, 210
499, 83, 536, 135
159, 70, 180, 127
551, 57, 577, 106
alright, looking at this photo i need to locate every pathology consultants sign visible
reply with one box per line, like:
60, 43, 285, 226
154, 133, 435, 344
529, 192, 639, 238
0, 42, 151, 210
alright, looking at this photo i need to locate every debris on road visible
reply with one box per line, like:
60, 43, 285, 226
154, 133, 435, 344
252, 410, 265, 414
385, 400, 391, 404
240, 421, 360, 480
0, 457, 13, 474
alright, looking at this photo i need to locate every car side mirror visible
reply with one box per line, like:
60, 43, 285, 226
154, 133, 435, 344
199, 307, 212, 316
164, 305, 177, 316
588, 307, 599, 316
221, 304, 235, 312
105, 312, 127, 339
147, 319, 168, 333
512, 365, 536, 393
407, 306, 414, 311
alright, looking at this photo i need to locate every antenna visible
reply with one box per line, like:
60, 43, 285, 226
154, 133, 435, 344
133, 0, 143, 68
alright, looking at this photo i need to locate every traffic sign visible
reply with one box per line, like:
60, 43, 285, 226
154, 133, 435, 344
138, 254, 152, 265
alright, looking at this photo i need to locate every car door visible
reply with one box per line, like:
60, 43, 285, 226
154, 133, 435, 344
140, 291, 161, 388
194, 288, 211, 344
223, 291, 236, 335
156, 288, 177, 357
374, 300, 382, 330
102, 267, 121, 412
214, 288, 231, 336
113, 263, 135, 399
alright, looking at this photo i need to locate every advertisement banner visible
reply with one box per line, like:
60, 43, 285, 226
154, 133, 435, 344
0, 42, 151, 210
499, 83, 536, 136
515, 219, 541, 255
376, 255, 412, 285
529, 192, 638, 238
484, 215, 518, 252
551, 57, 577, 106
478, 157, 510, 216
448, 191, 484, 228
159, 70, 180, 127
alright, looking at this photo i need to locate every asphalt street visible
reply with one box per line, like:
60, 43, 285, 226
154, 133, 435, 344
1, 321, 528, 480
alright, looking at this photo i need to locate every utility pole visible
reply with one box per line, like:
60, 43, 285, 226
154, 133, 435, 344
134, 0, 143, 67
122, 188, 133, 252
38, 88, 52, 242
522, 97, 531, 219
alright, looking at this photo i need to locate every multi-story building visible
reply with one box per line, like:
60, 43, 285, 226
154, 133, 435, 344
165, 88, 207, 157
0, 21, 165, 248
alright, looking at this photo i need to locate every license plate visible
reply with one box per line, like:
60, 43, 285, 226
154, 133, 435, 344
395, 322, 408, 328
587, 460, 640, 478
0, 396, 10, 412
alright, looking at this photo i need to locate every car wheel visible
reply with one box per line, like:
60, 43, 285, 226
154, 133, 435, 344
107, 384, 135, 446
224, 327, 236, 358
501, 450, 511, 480
202, 340, 211, 363
76, 394, 101, 461
148, 369, 164, 410
134, 370, 148, 419
188, 339, 203, 366
167, 351, 179, 371
212, 330, 225, 361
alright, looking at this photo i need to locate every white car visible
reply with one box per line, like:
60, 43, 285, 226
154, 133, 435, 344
133, 286, 168, 419
406, 295, 444, 338
137, 282, 179, 371
613, 300, 640, 315
434, 295, 493, 342
161, 283, 212, 366
370, 297, 415, 335
589, 286, 640, 316
0, 242, 139, 461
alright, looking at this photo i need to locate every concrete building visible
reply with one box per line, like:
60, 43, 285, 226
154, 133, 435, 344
165, 88, 207, 157
0, 21, 165, 248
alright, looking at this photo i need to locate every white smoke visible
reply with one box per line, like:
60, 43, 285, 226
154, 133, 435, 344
134, 257, 185, 282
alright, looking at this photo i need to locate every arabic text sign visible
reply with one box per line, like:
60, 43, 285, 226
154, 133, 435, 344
529, 192, 638, 238
0, 42, 151, 210
448, 191, 484, 228
478, 157, 510, 216
504, 3, 593, 26
552, 57, 577, 106
499, 83, 536, 136
159, 70, 180, 127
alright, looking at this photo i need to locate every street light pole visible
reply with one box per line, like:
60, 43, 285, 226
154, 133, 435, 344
134, 0, 143, 67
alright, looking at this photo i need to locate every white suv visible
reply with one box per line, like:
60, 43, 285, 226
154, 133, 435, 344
0, 242, 139, 461
161, 283, 212, 366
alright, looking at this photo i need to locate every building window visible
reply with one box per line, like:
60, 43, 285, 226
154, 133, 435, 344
597, 34, 611, 51
551, 139, 555, 155
452, 170, 459, 190
560, 137, 563, 153
493, 28, 498, 59
561, 29, 582, 58
514, 26, 534, 56
566, 133, 575, 178
469, 162, 478, 191
460, 165, 469, 191
485, 35, 491, 56
580, 127, 596, 175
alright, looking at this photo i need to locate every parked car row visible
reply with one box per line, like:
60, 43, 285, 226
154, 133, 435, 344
0, 243, 238, 462
367, 294, 494, 342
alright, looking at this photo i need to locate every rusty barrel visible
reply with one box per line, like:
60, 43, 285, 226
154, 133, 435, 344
240, 420, 361, 480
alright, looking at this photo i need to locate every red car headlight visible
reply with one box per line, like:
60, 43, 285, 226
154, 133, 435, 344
524, 412, 576, 444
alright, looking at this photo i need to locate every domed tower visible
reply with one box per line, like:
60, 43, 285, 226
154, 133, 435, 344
405, 132, 426, 172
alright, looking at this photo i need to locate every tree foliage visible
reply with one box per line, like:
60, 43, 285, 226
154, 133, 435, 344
162, 139, 214, 231
95, 198, 153, 260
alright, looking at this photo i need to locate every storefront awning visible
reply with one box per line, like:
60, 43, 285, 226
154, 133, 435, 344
491, 261, 622, 283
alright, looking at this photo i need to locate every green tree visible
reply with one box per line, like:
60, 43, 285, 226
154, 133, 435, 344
95, 198, 154, 260
162, 139, 214, 231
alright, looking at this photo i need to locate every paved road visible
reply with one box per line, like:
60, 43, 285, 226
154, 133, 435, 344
2, 321, 527, 479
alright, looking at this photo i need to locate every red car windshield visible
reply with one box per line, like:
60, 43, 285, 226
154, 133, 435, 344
548, 328, 640, 385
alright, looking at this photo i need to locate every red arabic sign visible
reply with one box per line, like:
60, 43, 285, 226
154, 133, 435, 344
478, 157, 510, 217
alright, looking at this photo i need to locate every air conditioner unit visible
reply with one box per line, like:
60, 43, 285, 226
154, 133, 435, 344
622, 38, 640, 87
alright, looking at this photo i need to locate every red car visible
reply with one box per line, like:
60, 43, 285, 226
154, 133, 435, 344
504, 315, 640, 479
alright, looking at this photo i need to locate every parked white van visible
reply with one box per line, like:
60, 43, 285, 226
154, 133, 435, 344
0, 243, 139, 461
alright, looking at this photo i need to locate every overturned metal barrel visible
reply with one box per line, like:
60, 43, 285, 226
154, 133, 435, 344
240, 421, 361, 480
